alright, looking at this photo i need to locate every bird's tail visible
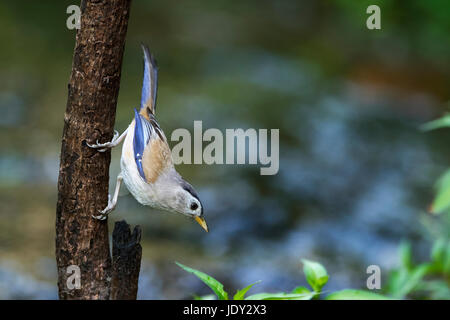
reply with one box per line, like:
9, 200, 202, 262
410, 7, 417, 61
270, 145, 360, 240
140, 43, 158, 117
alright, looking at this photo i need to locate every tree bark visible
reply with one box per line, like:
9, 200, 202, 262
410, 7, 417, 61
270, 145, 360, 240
111, 221, 142, 299
56, 0, 132, 300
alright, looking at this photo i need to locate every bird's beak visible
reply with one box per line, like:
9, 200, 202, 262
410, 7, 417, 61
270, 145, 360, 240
194, 216, 208, 232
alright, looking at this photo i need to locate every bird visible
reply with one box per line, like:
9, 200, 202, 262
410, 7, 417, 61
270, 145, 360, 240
87, 44, 208, 232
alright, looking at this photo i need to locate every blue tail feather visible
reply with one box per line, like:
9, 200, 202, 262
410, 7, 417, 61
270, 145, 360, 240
140, 44, 158, 114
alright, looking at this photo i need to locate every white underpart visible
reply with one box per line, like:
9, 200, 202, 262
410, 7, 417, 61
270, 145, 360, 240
120, 120, 175, 210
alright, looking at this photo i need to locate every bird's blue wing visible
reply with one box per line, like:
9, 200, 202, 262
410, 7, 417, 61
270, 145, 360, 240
133, 109, 153, 180
140, 44, 158, 115
133, 109, 164, 181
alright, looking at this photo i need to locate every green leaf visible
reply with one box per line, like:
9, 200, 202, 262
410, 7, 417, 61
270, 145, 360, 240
302, 259, 329, 292
387, 264, 430, 299
417, 280, 450, 300
233, 281, 261, 300
326, 289, 390, 300
430, 238, 449, 273
430, 169, 450, 214
399, 242, 413, 270
176, 262, 229, 300
245, 292, 314, 300
421, 113, 450, 131
431, 238, 446, 263
444, 241, 450, 275
194, 294, 216, 300
291, 286, 311, 294
291, 286, 316, 299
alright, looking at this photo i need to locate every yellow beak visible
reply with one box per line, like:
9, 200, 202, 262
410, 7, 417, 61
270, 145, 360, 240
194, 216, 209, 232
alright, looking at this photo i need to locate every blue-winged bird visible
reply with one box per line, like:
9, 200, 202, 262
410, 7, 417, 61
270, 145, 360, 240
88, 45, 207, 232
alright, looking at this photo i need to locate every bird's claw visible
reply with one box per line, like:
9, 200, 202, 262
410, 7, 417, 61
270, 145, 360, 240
92, 213, 108, 221
86, 140, 109, 152
87, 130, 120, 152
112, 130, 119, 141
92, 194, 114, 220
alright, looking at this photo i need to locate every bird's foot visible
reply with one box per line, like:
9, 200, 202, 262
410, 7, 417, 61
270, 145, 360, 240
92, 194, 115, 220
87, 130, 120, 152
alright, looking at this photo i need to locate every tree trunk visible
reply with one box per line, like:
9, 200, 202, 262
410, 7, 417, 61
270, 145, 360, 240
111, 221, 142, 299
56, 0, 133, 300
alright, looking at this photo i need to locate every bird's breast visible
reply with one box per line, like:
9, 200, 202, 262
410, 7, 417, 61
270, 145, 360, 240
120, 121, 156, 206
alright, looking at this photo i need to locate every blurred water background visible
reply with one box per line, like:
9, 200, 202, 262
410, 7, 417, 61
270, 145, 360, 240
0, 0, 449, 299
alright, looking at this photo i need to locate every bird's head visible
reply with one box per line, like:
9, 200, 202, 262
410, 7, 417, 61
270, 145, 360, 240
164, 179, 207, 232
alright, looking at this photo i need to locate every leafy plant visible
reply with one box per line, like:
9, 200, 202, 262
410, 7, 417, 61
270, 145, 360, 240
429, 169, 450, 215
325, 289, 387, 300
175, 262, 229, 300
178, 238, 450, 300
382, 112, 450, 299
176, 260, 388, 300
385, 239, 450, 299
385, 243, 431, 299
422, 111, 450, 215
421, 111, 450, 132
302, 259, 329, 293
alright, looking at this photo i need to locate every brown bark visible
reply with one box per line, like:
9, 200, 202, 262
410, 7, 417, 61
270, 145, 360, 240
111, 221, 142, 299
56, 0, 132, 299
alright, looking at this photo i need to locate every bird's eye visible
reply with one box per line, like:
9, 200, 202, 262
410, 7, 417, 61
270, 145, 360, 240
190, 202, 198, 211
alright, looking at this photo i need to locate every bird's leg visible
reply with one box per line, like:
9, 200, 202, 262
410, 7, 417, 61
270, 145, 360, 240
93, 174, 123, 220
87, 128, 128, 152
